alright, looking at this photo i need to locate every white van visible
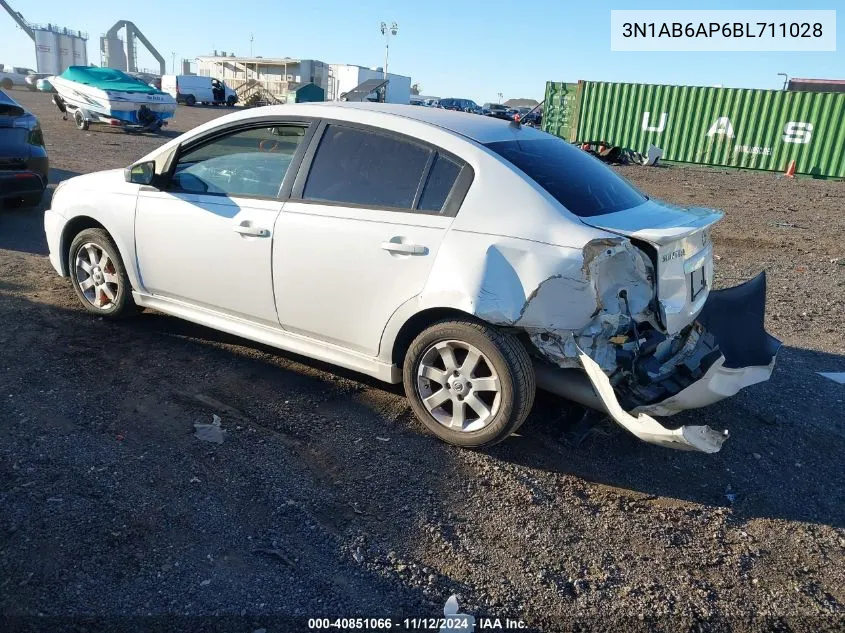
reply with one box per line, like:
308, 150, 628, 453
161, 75, 237, 107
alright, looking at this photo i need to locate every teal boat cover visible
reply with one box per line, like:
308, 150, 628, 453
58, 66, 163, 94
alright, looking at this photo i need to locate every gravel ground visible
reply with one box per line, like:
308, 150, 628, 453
1, 90, 844, 632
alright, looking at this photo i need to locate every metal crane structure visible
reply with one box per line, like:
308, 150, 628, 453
101, 20, 166, 75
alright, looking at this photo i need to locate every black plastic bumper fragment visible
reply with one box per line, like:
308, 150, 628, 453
696, 271, 782, 369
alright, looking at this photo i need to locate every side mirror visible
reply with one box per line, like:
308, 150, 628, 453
124, 160, 156, 185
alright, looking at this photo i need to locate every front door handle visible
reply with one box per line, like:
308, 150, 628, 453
233, 221, 270, 237
380, 240, 428, 255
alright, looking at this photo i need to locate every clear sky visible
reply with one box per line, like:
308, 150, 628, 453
1, 0, 841, 102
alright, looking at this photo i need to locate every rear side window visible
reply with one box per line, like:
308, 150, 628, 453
485, 138, 647, 217
418, 154, 461, 212
303, 125, 432, 209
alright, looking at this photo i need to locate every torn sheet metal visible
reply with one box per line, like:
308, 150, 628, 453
519, 238, 655, 372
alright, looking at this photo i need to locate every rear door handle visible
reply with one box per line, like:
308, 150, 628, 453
380, 241, 428, 255
233, 221, 270, 237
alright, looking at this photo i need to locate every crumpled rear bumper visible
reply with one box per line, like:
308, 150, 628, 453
546, 272, 781, 453
634, 272, 781, 418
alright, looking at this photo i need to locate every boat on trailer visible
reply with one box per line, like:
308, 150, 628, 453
51, 66, 176, 133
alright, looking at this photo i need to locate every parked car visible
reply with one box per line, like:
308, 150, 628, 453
423, 98, 439, 108
25, 73, 53, 91
128, 71, 162, 91
521, 109, 542, 127
438, 98, 480, 113
0, 89, 48, 208
43, 102, 779, 452
0, 65, 36, 90
409, 96, 425, 106
482, 103, 511, 120
161, 75, 237, 106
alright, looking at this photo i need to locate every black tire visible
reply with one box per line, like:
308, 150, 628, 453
0, 78, 12, 90
74, 110, 89, 131
68, 228, 138, 318
402, 319, 535, 448
185, 94, 196, 106
226, 96, 236, 107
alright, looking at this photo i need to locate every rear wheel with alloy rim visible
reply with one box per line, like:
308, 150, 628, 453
403, 319, 535, 447
68, 228, 138, 317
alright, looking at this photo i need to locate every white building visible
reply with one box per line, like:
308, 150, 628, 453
196, 54, 329, 100
328, 64, 411, 104
195, 55, 411, 105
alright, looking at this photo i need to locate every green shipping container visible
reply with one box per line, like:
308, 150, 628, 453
542, 80, 845, 179
542, 81, 579, 140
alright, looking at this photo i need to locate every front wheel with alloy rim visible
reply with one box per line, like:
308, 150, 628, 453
403, 319, 535, 447
68, 228, 138, 317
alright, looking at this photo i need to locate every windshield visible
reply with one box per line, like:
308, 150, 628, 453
485, 138, 648, 217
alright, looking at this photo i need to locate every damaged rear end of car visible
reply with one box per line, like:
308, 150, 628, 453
481, 137, 781, 453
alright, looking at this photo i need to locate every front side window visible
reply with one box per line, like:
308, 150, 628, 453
303, 125, 432, 209
171, 125, 307, 198
484, 138, 647, 217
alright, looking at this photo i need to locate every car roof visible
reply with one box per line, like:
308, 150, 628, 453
273, 101, 547, 144
142, 101, 549, 166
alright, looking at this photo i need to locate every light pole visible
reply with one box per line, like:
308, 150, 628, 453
380, 21, 398, 79
171, 52, 176, 74
777, 72, 788, 90
497, 92, 503, 103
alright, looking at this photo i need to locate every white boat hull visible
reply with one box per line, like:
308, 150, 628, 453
52, 76, 176, 128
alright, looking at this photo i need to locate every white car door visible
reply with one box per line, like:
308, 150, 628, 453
135, 122, 312, 326
273, 122, 471, 356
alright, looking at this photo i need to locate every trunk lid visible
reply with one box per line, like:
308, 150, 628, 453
580, 200, 723, 334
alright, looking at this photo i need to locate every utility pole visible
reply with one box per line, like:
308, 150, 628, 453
497, 92, 503, 103
379, 21, 398, 79
171, 51, 175, 74
250, 33, 254, 57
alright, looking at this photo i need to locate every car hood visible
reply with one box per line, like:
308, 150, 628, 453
60, 169, 126, 190
578, 199, 723, 245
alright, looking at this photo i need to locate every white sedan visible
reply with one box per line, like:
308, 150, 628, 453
44, 103, 780, 452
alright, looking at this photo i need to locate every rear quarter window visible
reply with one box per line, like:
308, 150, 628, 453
485, 138, 647, 217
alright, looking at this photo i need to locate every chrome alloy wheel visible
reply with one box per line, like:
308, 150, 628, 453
74, 242, 120, 310
416, 340, 502, 432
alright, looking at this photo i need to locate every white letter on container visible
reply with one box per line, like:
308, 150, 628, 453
706, 117, 735, 138
783, 121, 813, 144
642, 111, 668, 133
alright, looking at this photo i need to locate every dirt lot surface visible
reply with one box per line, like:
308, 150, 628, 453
1, 90, 844, 632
